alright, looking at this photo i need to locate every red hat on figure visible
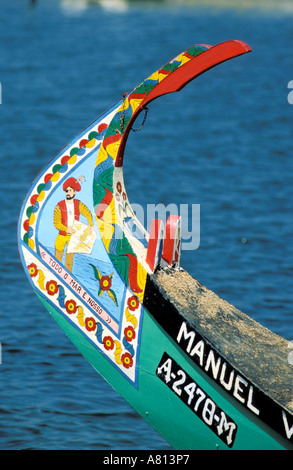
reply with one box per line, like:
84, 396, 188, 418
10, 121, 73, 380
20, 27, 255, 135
63, 177, 81, 192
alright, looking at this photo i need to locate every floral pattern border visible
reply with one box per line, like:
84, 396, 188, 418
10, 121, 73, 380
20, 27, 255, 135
25, 247, 142, 384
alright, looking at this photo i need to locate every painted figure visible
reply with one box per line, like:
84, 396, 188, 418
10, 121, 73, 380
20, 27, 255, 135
53, 177, 94, 272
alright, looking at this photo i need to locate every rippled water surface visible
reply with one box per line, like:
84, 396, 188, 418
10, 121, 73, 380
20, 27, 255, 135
1, 0, 292, 450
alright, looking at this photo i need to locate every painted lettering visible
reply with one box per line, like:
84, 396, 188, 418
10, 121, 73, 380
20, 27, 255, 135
157, 357, 172, 383
176, 321, 196, 353
282, 411, 293, 440
176, 320, 261, 417
190, 339, 205, 366
217, 411, 237, 447
87, 296, 103, 315
48, 257, 63, 274
205, 349, 222, 379
219, 363, 234, 391
233, 375, 248, 404
247, 386, 260, 415
156, 353, 238, 447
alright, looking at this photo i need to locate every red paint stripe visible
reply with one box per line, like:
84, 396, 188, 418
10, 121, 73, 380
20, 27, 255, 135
127, 253, 143, 293
95, 188, 113, 219
115, 40, 251, 168
103, 131, 121, 150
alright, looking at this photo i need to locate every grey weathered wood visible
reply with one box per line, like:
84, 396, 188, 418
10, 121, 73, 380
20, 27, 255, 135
152, 267, 293, 414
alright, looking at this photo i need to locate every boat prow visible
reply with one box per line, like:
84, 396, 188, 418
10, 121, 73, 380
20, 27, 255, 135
17, 40, 293, 450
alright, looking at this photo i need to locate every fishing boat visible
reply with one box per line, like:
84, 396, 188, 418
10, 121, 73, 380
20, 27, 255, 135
17, 40, 293, 450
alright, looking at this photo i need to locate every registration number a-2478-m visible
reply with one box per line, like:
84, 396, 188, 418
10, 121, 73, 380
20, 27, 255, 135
156, 353, 238, 448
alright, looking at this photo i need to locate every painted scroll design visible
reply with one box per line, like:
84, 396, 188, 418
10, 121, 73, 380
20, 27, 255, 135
21, 45, 209, 295
18, 44, 210, 385
93, 44, 210, 302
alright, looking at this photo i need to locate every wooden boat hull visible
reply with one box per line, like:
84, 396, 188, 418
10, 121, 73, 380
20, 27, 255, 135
18, 40, 293, 450
34, 283, 292, 450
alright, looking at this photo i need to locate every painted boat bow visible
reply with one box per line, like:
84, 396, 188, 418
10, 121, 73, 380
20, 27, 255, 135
18, 40, 293, 450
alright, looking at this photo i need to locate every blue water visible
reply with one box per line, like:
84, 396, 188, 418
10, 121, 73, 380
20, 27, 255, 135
1, 0, 292, 450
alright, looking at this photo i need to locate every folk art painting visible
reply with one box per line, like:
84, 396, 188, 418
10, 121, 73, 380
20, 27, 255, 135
18, 40, 293, 450
19, 42, 219, 385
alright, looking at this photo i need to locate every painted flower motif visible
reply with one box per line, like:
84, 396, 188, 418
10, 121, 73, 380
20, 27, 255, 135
46, 280, 59, 296
90, 265, 118, 307
99, 275, 112, 292
116, 181, 122, 194
122, 192, 127, 201
103, 336, 115, 351
28, 263, 38, 278
65, 299, 77, 314
127, 295, 139, 311
121, 352, 133, 369
85, 317, 96, 332
124, 326, 136, 342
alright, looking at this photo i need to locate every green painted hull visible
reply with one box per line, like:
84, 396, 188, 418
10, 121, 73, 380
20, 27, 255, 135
37, 292, 292, 450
